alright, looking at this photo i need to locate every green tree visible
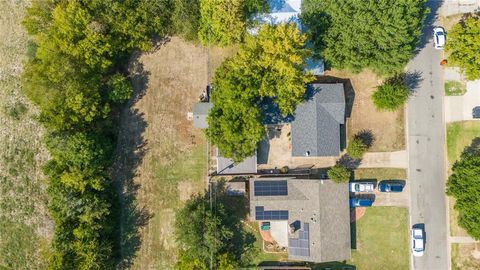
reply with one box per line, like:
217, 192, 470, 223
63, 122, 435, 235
347, 137, 368, 159
198, 0, 266, 46
372, 73, 410, 111
207, 24, 313, 162
107, 73, 133, 103
445, 16, 480, 80
172, 0, 201, 41
447, 141, 480, 240
302, 0, 428, 75
328, 164, 351, 183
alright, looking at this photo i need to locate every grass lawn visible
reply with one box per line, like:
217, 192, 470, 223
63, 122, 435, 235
452, 243, 480, 270
349, 207, 409, 270
321, 70, 406, 152
445, 81, 466, 96
353, 168, 407, 181
446, 121, 480, 237
0, 1, 51, 269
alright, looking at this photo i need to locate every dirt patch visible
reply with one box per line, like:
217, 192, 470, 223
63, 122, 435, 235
452, 243, 480, 270
113, 37, 236, 269
322, 69, 405, 152
351, 207, 366, 222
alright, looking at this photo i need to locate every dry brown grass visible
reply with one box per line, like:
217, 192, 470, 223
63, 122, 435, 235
0, 1, 52, 269
324, 69, 405, 152
114, 37, 236, 269
452, 243, 480, 270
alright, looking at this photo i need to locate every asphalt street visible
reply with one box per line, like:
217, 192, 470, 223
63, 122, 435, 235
407, 1, 449, 269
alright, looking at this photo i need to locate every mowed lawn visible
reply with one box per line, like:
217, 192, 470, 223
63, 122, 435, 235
0, 1, 51, 269
349, 207, 409, 270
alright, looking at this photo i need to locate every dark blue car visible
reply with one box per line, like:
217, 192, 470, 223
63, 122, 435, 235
378, 181, 404, 192
349, 198, 373, 207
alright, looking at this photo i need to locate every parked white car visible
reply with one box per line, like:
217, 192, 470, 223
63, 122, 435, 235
411, 227, 425, 257
349, 182, 374, 192
433, 27, 446, 49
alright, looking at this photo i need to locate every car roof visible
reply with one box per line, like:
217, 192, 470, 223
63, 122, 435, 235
413, 228, 423, 236
414, 238, 424, 249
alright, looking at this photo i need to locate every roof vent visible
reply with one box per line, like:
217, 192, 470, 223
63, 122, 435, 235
305, 151, 310, 156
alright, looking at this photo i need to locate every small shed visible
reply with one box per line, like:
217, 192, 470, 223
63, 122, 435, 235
193, 102, 213, 129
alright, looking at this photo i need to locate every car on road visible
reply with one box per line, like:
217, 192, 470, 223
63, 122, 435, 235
349, 198, 374, 207
411, 227, 425, 257
433, 27, 446, 49
378, 181, 404, 192
349, 182, 375, 192
473, 106, 480, 119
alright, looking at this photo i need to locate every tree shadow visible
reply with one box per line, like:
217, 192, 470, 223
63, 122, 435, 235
111, 54, 151, 268
415, 1, 444, 53
404, 70, 424, 94
309, 261, 357, 270
461, 137, 480, 157
353, 129, 375, 148
337, 154, 361, 170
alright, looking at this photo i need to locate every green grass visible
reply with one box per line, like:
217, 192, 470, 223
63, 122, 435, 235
445, 80, 466, 96
349, 207, 409, 270
446, 121, 480, 236
0, 1, 51, 269
353, 168, 407, 181
446, 121, 480, 165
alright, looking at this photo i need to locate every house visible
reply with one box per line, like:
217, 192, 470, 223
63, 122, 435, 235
291, 83, 345, 157
192, 102, 213, 129
249, 177, 351, 263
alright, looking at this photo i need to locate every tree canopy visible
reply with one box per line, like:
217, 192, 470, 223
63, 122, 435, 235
302, 0, 428, 75
445, 16, 480, 80
21, 0, 170, 268
198, 0, 266, 46
328, 164, 351, 183
447, 140, 480, 240
207, 23, 314, 162
372, 73, 410, 111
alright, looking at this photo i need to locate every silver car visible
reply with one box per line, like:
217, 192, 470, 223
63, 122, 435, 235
349, 182, 375, 192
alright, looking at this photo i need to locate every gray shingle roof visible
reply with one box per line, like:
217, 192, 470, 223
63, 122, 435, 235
291, 83, 345, 157
249, 177, 351, 263
193, 102, 213, 129
216, 151, 257, 175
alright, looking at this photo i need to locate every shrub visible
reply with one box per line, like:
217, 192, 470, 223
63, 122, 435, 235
328, 164, 351, 183
372, 74, 410, 111
347, 137, 368, 159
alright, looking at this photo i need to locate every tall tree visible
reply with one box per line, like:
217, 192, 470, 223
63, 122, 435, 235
445, 16, 480, 80
207, 23, 314, 162
302, 0, 428, 75
447, 141, 480, 240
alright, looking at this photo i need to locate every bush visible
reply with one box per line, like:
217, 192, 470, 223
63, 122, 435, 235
347, 137, 368, 159
445, 16, 480, 80
372, 74, 410, 111
447, 141, 480, 240
328, 164, 351, 183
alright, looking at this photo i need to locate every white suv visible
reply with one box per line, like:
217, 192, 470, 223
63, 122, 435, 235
433, 27, 446, 49
411, 227, 425, 257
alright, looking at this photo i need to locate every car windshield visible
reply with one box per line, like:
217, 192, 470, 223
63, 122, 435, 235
437, 32, 444, 36
355, 184, 360, 190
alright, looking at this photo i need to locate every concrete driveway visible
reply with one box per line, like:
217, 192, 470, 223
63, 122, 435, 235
445, 80, 480, 122
372, 184, 410, 207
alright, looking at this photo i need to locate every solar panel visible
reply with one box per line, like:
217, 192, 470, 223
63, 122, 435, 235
254, 180, 288, 196
255, 206, 289, 220
289, 222, 310, 257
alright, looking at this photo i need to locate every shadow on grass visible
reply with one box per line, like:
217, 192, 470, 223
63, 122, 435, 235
111, 54, 152, 268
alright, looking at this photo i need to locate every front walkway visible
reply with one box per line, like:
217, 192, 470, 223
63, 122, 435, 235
445, 79, 480, 122
450, 236, 480, 244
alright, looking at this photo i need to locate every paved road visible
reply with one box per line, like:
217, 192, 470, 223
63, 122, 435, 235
407, 1, 449, 269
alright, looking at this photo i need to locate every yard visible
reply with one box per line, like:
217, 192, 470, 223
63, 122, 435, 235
349, 207, 409, 270
353, 168, 406, 181
113, 37, 236, 268
0, 1, 51, 269
322, 69, 405, 152
452, 243, 480, 270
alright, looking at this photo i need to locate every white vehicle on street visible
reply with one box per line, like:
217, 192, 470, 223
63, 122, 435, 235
411, 227, 425, 257
433, 27, 446, 49
349, 182, 375, 192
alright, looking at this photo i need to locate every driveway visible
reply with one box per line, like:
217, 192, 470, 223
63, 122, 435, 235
359, 151, 408, 169
445, 80, 480, 122
407, 1, 449, 269
442, 0, 480, 16
372, 184, 410, 207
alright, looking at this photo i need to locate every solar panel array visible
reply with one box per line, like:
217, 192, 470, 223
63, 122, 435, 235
255, 206, 289, 220
289, 223, 310, 257
254, 180, 288, 196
